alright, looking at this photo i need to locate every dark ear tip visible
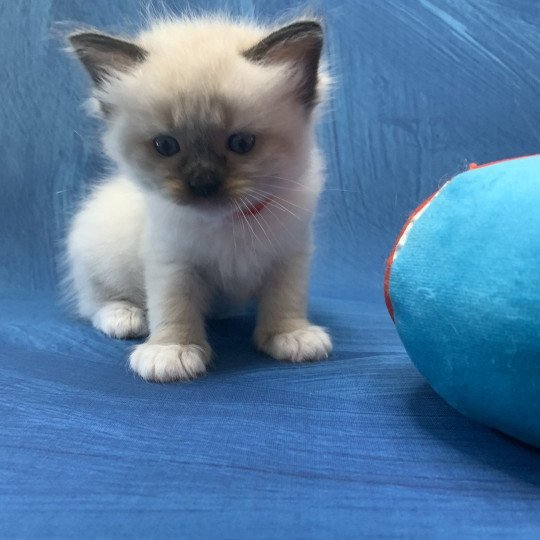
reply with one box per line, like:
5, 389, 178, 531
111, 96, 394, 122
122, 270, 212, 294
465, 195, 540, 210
68, 32, 94, 52
67, 31, 102, 48
299, 20, 323, 31
67, 32, 82, 47
290, 20, 323, 38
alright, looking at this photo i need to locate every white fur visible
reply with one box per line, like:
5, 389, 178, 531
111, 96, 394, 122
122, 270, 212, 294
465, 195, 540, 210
67, 16, 333, 381
91, 301, 147, 339
130, 343, 209, 381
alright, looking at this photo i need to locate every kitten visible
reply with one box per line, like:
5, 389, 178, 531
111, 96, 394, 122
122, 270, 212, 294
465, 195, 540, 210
67, 15, 332, 381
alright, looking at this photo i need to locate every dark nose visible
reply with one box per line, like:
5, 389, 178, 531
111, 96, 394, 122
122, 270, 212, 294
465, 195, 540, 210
186, 170, 222, 197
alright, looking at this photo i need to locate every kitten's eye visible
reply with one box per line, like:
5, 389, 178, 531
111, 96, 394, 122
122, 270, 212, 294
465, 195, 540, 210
227, 133, 256, 154
153, 135, 180, 157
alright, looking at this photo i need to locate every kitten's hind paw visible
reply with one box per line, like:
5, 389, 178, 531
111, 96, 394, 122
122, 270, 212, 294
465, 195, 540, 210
255, 325, 332, 363
130, 342, 211, 382
92, 301, 148, 339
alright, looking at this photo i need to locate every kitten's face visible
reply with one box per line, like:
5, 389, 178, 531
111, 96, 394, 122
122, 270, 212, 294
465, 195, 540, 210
70, 19, 325, 216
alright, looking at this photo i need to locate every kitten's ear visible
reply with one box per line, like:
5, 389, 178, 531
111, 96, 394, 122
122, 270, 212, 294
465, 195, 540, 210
244, 21, 323, 107
68, 31, 147, 85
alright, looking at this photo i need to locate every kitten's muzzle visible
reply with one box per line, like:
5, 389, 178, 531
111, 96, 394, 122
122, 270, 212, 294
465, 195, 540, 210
186, 169, 223, 198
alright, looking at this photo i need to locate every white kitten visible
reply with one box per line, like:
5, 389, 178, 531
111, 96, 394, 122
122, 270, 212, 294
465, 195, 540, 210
67, 15, 332, 381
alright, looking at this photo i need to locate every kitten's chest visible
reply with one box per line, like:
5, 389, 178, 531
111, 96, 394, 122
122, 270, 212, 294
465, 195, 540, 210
150, 201, 310, 298
201, 219, 280, 299
191, 208, 310, 299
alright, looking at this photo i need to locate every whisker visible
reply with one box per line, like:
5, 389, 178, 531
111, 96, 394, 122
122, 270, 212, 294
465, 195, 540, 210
262, 201, 297, 242
238, 195, 261, 250
252, 174, 305, 185
230, 201, 238, 258
233, 199, 249, 247
253, 174, 362, 194
247, 188, 303, 214
247, 187, 311, 214
264, 197, 304, 222
257, 182, 362, 194
242, 192, 278, 255
252, 174, 318, 190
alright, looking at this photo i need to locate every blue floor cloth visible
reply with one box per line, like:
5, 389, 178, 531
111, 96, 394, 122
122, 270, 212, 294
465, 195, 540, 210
1, 0, 540, 537
2, 290, 540, 538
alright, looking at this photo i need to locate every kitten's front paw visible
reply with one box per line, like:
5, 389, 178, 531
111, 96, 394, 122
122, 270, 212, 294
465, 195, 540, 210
130, 342, 211, 382
92, 301, 148, 339
255, 325, 332, 363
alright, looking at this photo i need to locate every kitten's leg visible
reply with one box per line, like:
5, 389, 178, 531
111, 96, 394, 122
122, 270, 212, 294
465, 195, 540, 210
70, 256, 147, 339
254, 252, 332, 362
130, 260, 211, 382
92, 301, 148, 339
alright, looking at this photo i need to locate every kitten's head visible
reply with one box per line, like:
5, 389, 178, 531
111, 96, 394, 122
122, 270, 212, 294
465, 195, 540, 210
69, 17, 327, 216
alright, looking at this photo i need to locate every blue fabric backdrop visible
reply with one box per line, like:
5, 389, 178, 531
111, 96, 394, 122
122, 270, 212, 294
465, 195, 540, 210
1, 0, 539, 537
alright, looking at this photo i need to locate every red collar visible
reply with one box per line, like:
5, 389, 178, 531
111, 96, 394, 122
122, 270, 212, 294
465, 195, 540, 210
236, 197, 272, 218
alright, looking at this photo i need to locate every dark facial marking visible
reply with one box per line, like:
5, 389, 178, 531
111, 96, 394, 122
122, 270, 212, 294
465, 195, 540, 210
243, 21, 323, 107
176, 140, 229, 200
186, 168, 223, 197
69, 32, 147, 85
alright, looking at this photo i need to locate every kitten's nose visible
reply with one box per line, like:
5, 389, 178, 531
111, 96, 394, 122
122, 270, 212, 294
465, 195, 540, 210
186, 170, 222, 197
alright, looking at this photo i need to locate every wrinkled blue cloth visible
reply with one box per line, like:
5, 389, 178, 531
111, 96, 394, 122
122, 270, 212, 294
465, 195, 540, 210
1, 1, 539, 537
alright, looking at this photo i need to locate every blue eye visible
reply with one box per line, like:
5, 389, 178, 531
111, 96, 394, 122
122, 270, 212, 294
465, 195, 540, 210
153, 135, 180, 157
228, 133, 256, 154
